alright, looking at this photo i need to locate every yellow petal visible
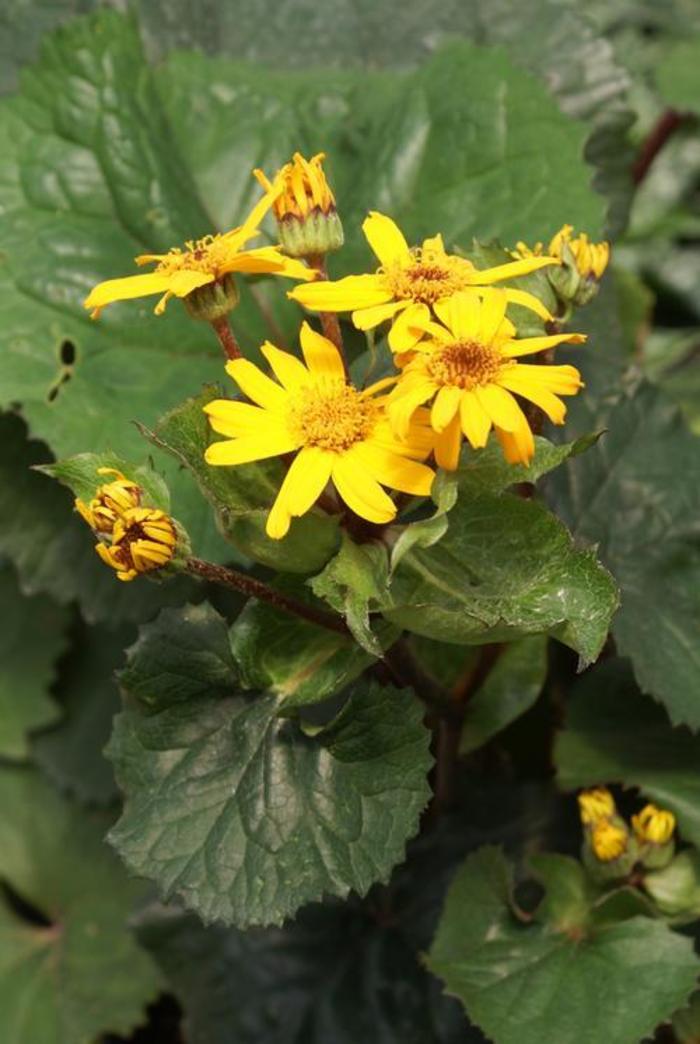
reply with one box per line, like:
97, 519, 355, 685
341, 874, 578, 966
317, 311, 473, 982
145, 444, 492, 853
471, 256, 558, 284
83, 272, 173, 312
459, 390, 492, 448
478, 290, 509, 343
299, 321, 345, 380
290, 274, 390, 312
260, 341, 311, 391
498, 373, 567, 424
168, 269, 215, 298
501, 287, 553, 322
474, 384, 525, 433
352, 300, 404, 331
495, 417, 535, 464
388, 378, 437, 437
362, 211, 412, 267
388, 303, 431, 352
421, 233, 446, 256
353, 442, 435, 496
281, 446, 334, 516
434, 414, 462, 471
204, 399, 280, 438
331, 452, 397, 524
431, 385, 462, 432
371, 416, 435, 461
433, 291, 480, 339
225, 358, 288, 410
501, 332, 586, 358
204, 431, 297, 466
506, 363, 583, 395
223, 246, 314, 280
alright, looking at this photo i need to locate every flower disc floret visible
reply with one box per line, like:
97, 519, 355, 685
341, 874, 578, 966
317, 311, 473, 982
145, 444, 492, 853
289, 211, 558, 352
203, 321, 436, 539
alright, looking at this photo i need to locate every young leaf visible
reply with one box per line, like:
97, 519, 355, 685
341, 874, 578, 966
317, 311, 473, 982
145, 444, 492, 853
0, 766, 162, 1042
107, 603, 432, 927
427, 846, 700, 1044
554, 658, 700, 848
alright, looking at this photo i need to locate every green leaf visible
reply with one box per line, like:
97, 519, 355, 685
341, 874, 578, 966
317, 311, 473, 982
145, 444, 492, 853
40, 451, 170, 512
554, 658, 700, 849
386, 479, 618, 666
657, 37, 700, 110
32, 622, 129, 805
673, 991, 700, 1044
459, 636, 548, 755
549, 377, 700, 727
137, 900, 472, 1044
0, 765, 162, 1042
230, 582, 379, 708
426, 845, 700, 1044
0, 411, 198, 624
107, 602, 432, 927
310, 533, 395, 655
146, 388, 340, 573
0, 563, 68, 759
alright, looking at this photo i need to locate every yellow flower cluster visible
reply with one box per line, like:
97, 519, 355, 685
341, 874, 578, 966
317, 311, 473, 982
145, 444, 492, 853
83, 151, 604, 543
75, 469, 177, 581
578, 787, 676, 865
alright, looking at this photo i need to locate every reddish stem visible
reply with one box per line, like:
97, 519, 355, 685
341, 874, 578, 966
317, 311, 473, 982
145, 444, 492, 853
210, 317, 242, 360
632, 109, 685, 185
306, 253, 349, 376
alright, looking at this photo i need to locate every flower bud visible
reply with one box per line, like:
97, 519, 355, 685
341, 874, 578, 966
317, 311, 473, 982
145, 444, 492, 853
254, 152, 344, 259
633, 803, 676, 870
643, 850, 700, 919
577, 787, 616, 826
582, 816, 637, 881
95, 506, 183, 582
513, 224, 609, 311
75, 468, 141, 533
183, 273, 239, 322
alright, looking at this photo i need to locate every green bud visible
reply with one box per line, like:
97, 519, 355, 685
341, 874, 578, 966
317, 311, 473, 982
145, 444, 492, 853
581, 815, 638, 882
644, 850, 700, 919
278, 208, 344, 259
184, 274, 239, 322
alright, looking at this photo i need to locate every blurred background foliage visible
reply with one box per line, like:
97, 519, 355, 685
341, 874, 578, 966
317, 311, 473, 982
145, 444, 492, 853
1, 1, 700, 1041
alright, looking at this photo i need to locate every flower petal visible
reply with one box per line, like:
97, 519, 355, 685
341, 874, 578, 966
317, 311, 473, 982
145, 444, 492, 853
434, 292, 481, 339
204, 430, 297, 466
264, 446, 334, 538
495, 417, 535, 464
388, 302, 431, 352
459, 390, 492, 448
474, 384, 526, 433
83, 272, 174, 314
505, 363, 583, 395
299, 321, 345, 380
332, 452, 397, 524
501, 288, 553, 322
290, 274, 390, 312
352, 300, 405, 331
353, 442, 435, 496
225, 358, 288, 410
431, 385, 462, 432
260, 341, 311, 391
362, 212, 412, 267
471, 256, 558, 284
497, 373, 568, 424
388, 378, 437, 438
167, 269, 215, 299
501, 332, 586, 358
434, 414, 462, 470
477, 290, 509, 343
203, 399, 275, 437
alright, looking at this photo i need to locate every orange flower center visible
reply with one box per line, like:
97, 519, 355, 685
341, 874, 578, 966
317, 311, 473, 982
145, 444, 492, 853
426, 339, 506, 390
383, 249, 473, 304
155, 235, 232, 277
288, 381, 378, 452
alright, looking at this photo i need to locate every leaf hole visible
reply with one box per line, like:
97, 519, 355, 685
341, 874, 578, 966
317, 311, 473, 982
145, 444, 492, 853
60, 339, 76, 366
1, 882, 54, 928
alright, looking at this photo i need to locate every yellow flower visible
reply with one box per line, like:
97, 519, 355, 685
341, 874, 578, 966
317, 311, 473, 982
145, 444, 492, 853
591, 818, 629, 863
578, 787, 616, 826
632, 804, 676, 845
515, 224, 610, 281
83, 184, 313, 318
203, 321, 436, 539
254, 152, 337, 222
75, 468, 142, 534
95, 507, 177, 582
288, 212, 558, 352
387, 290, 585, 468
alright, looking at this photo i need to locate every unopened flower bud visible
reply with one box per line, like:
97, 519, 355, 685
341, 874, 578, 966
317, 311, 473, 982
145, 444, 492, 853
254, 152, 344, 259
582, 816, 637, 881
513, 224, 609, 311
183, 273, 239, 322
644, 850, 700, 919
95, 507, 182, 582
633, 803, 676, 870
75, 468, 141, 533
578, 787, 616, 826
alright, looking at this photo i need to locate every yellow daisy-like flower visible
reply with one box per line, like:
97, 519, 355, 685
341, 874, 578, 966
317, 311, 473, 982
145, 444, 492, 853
83, 184, 313, 318
75, 467, 141, 534
632, 804, 676, 846
388, 290, 585, 468
203, 321, 436, 539
578, 787, 616, 826
254, 152, 337, 222
515, 224, 610, 282
95, 507, 177, 582
288, 211, 558, 352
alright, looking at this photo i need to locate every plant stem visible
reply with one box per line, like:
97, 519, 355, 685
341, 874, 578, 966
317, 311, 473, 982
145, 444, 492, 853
210, 317, 242, 360
306, 253, 348, 376
185, 557, 349, 636
632, 108, 685, 185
